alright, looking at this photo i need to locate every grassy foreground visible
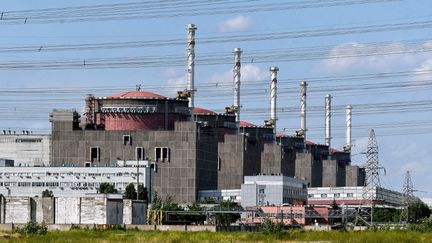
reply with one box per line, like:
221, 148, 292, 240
1, 229, 432, 243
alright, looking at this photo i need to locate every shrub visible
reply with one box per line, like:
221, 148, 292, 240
15, 221, 48, 235
261, 219, 286, 234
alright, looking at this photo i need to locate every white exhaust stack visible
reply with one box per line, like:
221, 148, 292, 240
300, 81, 308, 141
345, 105, 353, 151
325, 94, 332, 148
233, 48, 242, 133
186, 24, 197, 110
270, 67, 279, 137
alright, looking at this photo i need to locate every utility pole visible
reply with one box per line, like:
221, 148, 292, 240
400, 171, 414, 223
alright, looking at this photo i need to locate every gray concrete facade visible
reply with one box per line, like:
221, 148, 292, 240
51, 110, 217, 203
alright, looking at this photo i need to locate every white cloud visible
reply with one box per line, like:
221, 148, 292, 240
205, 64, 267, 84
164, 67, 187, 90
413, 58, 432, 81
318, 41, 432, 74
219, 15, 252, 32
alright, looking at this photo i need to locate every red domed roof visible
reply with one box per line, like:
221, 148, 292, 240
194, 107, 216, 115
109, 91, 166, 99
239, 121, 257, 127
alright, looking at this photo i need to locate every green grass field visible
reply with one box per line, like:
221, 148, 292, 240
1, 229, 432, 243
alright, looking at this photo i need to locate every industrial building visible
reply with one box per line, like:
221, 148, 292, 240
0, 134, 50, 166
240, 175, 307, 207
308, 186, 404, 207
0, 24, 366, 204
0, 163, 151, 198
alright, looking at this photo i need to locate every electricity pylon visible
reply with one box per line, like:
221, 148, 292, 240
356, 129, 385, 226
400, 171, 414, 223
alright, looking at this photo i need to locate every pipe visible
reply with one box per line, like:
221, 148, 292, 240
346, 105, 353, 151
325, 94, 332, 148
270, 67, 279, 137
233, 48, 242, 133
186, 24, 197, 110
300, 81, 308, 141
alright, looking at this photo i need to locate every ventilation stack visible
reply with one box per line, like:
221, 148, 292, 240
186, 24, 197, 111
233, 48, 242, 133
84, 94, 95, 126
270, 67, 279, 138
345, 105, 353, 151
325, 94, 332, 150
300, 81, 308, 141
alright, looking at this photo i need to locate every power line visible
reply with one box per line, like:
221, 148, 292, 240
0, 0, 398, 24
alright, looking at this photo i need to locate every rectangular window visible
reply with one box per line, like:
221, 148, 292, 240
321, 194, 327, 198
123, 135, 131, 145
136, 147, 144, 160
218, 157, 221, 171
162, 147, 169, 162
259, 188, 265, 194
334, 193, 341, 198
347, 193, 354, 198
155, 147, 170, 162
90, 147, 100, 162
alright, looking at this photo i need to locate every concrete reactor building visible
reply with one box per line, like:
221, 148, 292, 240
48, 25, 364, 204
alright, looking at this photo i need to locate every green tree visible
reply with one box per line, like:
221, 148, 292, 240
137, 185, 148, 201
124, 183, 136, 199
214, 200, 242, 226
409, 200, 431, 222
373, 208, 399, 223
42, 189, 53, 198
151, 191, 162, 209
98, 182, 117, 194
186, 201, 206, 225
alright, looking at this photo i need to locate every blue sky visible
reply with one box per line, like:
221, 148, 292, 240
0, 1, 431, 196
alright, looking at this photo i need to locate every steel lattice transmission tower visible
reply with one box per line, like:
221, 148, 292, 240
400, 171, 415, 223
357, 129, 385, 226
364, 129, 381, 189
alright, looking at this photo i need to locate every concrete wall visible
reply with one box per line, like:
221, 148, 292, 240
0, 134, 51, 166
31, 197, 55, 224
217, 134, 245, 190
322, 160, 337, 187
80, 197, 107, 224
55, 197, 81, 224
132, 201, 147, 224
345, 166, 365, 187
295, 153, 313, 186
107, 200, 123, 225
261, 144, 295, 177
5, 197, 31, 224
295, 152, 323, 187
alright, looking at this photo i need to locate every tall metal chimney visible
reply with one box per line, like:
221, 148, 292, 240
233, 48, 242, 133
345, 105, 353, 151
325, 94, 332, 148
270, 67, 279, 136
186, 24, 197, 110
300, 81, 308, 141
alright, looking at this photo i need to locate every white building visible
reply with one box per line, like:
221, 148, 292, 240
0, 134, 51, 166
308, 186, 404, 207
0, 164, 152, 198
241, 175, 308, 207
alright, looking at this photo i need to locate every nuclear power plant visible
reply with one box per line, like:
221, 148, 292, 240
47, 23, 365, 203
